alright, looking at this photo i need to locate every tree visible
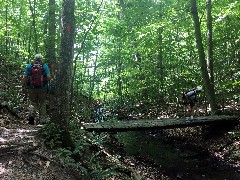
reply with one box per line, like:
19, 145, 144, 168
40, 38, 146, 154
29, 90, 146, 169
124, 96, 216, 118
52, 0, 75, 150
4, 3, 8, 55
28, 0, 38, 53
45, 0, 57, 113
46, 0, 56, 67
206, 0, 214, 84
190, 0, 217, 113
0, 0, 239, 118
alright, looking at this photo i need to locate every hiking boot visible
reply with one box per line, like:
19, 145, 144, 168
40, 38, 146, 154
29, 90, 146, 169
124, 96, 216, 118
28, 114, 35, 125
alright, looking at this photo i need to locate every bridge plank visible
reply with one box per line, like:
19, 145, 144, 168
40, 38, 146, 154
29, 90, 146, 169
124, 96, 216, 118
82, 115, 239, 132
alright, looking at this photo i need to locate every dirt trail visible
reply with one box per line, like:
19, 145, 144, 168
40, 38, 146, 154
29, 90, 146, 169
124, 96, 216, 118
0, 115, 80, 180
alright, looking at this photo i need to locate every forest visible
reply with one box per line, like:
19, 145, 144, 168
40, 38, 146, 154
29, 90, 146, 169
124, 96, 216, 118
0, 0, 239, 179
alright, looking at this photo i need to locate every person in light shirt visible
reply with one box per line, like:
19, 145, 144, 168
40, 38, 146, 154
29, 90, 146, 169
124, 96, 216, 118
183, 86, 202, 120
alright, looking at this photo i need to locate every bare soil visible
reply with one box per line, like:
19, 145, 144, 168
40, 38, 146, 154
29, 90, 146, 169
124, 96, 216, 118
0, 114, 82, 180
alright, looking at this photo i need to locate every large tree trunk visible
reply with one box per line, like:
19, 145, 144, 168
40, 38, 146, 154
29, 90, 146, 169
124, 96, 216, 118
52, 0, 75, 150
190, 0, 217, 114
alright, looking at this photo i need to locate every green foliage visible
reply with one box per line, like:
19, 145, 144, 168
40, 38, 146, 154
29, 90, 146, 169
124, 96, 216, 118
228, 131, 240, 140
85, 167, 122, 180
53, 124, 124, 179
0, 0, 239, 178
1, 0, 239, 172
55, 148, 76, 165
41, 123, 62, 148
0, 0, 238, 112
54, 147, 89, 177
1, 0, 238, 107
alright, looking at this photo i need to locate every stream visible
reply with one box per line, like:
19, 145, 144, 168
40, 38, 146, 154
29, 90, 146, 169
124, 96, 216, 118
116, 131, 240, 180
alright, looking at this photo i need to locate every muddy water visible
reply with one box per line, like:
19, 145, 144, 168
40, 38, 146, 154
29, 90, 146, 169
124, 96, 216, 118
116, 131, 240, 180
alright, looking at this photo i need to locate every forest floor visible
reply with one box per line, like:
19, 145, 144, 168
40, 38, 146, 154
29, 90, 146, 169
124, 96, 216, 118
0, 111, 176, 180
0, 106, 171, 180
0, 109, 240, 179
0, 113, 83, 180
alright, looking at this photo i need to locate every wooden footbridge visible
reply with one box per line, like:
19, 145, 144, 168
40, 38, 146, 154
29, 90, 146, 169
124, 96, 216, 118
82, 115, 239, 132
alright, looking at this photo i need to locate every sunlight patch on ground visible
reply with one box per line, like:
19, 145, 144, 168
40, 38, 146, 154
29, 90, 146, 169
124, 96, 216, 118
0, 127, 38, 145
0, 137, 7, 143
0, 163, 10, 176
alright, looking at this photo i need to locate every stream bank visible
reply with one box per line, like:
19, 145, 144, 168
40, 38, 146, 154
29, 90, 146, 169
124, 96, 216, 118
116, 130, 240, 179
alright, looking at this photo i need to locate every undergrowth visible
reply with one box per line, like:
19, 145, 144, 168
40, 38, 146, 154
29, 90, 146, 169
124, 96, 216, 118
40, 120, 129, 179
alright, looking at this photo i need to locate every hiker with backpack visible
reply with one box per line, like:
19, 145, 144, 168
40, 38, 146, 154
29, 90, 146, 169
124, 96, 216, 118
22, 53, 51, 125
183, 86, 202, 120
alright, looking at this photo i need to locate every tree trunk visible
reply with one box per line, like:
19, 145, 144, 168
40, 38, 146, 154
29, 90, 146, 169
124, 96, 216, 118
46, 0, 57, 117
28, 0, 38, 53
46, 0, 56, 66
190, 0, 217, 114
52, 0, 75, 150
157, 27, 164, 91
116, 0, 125, 104
206, 0, 214, 83
116, 55, 123, 100
5, 4, 8, 55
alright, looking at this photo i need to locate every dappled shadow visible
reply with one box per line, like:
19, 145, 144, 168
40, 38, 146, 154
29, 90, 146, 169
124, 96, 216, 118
0, 124, 81, 180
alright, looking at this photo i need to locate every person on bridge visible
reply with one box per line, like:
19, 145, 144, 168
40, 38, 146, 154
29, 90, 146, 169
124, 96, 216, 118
183, 86, 202, 120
